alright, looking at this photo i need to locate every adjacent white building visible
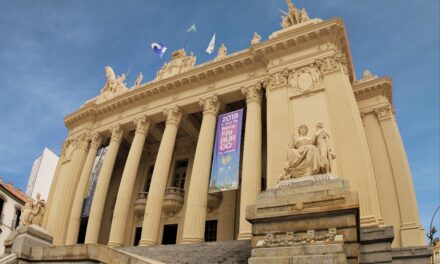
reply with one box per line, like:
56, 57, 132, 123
0, 179, 31, 255
26, 148, 59, 200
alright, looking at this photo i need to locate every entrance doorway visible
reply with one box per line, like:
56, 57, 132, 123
162, 224, 178, 245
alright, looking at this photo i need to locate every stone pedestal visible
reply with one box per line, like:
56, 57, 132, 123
246, 176, 360, 263
4, 224, 53, 257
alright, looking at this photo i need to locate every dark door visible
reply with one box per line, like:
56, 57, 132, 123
77, 217, 88, 244
162, 224, 178, 245
133, 227, 142, 246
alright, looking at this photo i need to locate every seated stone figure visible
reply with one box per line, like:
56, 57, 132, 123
282, 125, 321, 178
279, 123, 335, 181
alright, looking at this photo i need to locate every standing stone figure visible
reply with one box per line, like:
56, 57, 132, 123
134, 72, 143, 87
314, 122, 335, 173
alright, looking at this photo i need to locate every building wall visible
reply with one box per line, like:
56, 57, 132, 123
26, 148, 59, 200
0, 189, 25, 255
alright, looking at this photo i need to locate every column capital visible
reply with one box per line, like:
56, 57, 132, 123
316, 52, 348, 75
242, 83, 262, 104
74, 133, 89, 151
265, 69, 289, 90
163, 106, 183, 126
199, 94, 220, 115
60, 139, 71, 158
134, 116, 151, 136
374, 105, 393, 121
110, 124, 123, 143
89, 133, 102, 149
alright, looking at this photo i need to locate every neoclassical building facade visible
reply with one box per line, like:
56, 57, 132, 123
43, 3, 425, 250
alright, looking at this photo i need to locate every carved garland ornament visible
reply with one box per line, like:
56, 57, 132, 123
164, 106, 183, 126
258, 228, 337, 248
200, 95, 220, 115
267, 69, 289, 90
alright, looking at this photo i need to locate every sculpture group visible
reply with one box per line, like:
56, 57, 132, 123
19, 193, 46, 227
279, 122, 335, 181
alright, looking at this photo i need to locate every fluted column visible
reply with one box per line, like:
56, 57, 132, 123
108, 117, 150, 247
238, 83, 262, 240
65, 133, 102, 245
85, 125, 123, 244
139, 107, 182, 246
375, 106, 423, 246
54, 133, 89, 245
43, 139, 70, 229
181, 95, 220, 244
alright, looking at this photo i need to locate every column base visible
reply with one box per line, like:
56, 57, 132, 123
180, 237, 204, 244
401, 222, 425, 246
237, 233, 252, 240
108, 241, 123, 248
360, 215, 380, 228
138, 239, 158, 247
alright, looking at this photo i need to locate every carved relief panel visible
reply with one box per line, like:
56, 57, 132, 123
287, 66, 322, 98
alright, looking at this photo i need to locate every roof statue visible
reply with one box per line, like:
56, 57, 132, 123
97, 66, 128, 103
362, 69, 378, 81
156, 49, 196, 81
280, 0, 310, 29
251, 32, 261, 45
133, 72, 143, 88
214, 43, 227, 61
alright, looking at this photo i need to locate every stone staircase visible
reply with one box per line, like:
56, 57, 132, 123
121, 240, 252, 264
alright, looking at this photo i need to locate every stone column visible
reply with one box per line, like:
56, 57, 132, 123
85, 125, 123, 244
375, 106, 423, 246
43, 139, 70, 228
139, 107, 182, 246
181, 95, 220, 244
54, 133, 89, 245
108, 117, 150, 247
238, 83, 263, 240
65, 133, 102, 245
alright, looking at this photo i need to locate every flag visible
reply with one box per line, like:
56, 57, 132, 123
206, 33, 216, 54
187, 24, 196, 33
151, 42, 167, 58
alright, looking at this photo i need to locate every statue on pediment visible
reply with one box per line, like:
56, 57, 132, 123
279, 123, 335, 181
280, 0, 310, 29
133, 72, 143, 87
215, 43, 227, 61
97, 66, 128, 103
156, 49, 196, 81
251, 32, 261, 45
363, 69, 378, 81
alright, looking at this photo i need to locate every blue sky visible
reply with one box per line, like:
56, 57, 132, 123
0, 1, 438, 235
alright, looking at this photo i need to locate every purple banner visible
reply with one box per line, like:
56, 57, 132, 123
209, 109, 243, 192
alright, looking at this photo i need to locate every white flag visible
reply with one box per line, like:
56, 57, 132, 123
206, 33, 216, 54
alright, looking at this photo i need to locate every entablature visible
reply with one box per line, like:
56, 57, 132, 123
353, 76, 393, 105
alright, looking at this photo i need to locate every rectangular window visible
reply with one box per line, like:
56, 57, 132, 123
204, 220, 218, 242
173, 159, 188, 189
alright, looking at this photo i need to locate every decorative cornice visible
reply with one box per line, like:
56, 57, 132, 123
110, 125, 123, 143
163, 106, 183, 126
134, 117, 150, 136
199, 95, 220, 115
64, 18, 354, 130
353, 77, 392, 104
241, 83, 263, 104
